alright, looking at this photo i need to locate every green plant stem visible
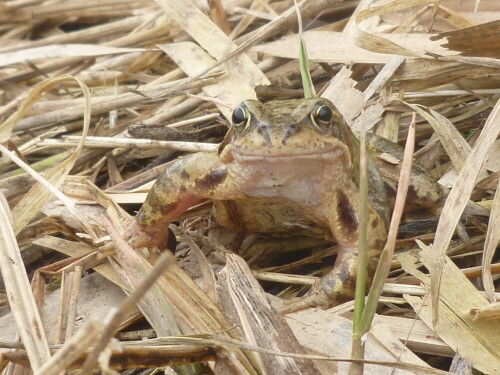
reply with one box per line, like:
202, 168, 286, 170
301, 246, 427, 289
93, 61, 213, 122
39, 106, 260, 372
350, 125, 368, 375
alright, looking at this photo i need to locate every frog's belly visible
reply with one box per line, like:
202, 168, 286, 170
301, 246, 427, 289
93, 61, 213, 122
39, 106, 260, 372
212, 198, 330, 238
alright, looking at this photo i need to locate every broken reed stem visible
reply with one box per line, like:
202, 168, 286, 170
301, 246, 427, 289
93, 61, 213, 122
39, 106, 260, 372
0, 192, 51, 370
482, 176, 500, 303
39, 136, 219, 153
14, 73, 221, 132
80, 230, 175, 375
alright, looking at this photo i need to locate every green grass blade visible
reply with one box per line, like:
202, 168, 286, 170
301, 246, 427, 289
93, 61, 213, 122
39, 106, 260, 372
299, 37, 316, 98
294, 0, 315, 98
359, 249, 390, 332
350, 123, 368, 374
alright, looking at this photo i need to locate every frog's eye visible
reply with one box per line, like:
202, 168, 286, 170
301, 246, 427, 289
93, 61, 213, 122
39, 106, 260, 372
311, 105, 333, 130
232, 105, 251, 132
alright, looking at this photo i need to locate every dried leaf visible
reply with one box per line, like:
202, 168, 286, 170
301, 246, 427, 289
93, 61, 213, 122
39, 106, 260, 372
427, 99, 500, 329
400, 248, 500, 375
430, 20, 500, 58
159, 42, 265, 119
154, 0, 268, 88
251, 31, 454, 64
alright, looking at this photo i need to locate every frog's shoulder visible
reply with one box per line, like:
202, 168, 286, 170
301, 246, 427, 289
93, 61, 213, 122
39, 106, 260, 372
332, 117, 390, 225
365, 133, 444, 208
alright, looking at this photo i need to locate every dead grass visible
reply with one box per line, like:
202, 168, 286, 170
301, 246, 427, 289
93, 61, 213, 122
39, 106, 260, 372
0, 0, 499, 374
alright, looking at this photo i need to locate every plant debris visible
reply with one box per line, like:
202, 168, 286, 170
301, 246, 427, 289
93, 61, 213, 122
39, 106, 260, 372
0, 0, 499, 374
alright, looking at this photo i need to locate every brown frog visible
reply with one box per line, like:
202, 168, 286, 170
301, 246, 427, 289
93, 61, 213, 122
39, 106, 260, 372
126, 98, 442, 310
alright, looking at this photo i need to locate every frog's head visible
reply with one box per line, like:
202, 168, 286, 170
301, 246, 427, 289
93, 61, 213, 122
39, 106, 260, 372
219, 98, 357, 164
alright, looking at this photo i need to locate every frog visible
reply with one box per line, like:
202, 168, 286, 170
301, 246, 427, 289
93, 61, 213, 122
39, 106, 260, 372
126, 97, 443, 311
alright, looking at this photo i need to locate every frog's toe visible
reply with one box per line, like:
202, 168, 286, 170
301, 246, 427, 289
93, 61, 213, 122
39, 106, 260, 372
277, 290, 333, 314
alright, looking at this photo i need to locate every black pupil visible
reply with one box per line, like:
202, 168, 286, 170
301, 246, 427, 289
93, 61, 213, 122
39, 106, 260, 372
232, 106, 247, 125
316, 105, 332, 122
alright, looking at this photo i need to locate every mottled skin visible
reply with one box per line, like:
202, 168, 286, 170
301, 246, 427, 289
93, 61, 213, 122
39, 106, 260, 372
365, 133, 443, 210
126, 98, 441, 310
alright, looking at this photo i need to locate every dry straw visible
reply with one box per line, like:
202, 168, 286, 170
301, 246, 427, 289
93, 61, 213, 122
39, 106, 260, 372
0, 0, 499, 374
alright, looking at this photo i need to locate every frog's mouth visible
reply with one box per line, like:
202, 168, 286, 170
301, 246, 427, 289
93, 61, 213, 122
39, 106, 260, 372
230, 148, 343, 162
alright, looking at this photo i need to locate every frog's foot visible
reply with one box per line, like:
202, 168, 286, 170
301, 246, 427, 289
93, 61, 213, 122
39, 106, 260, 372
277, 270, 353, 314
277, 289, 335, 314
125, 219, 171, 251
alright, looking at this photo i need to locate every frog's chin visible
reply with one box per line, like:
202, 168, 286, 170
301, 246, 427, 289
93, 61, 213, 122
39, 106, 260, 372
226, 148, 352, 203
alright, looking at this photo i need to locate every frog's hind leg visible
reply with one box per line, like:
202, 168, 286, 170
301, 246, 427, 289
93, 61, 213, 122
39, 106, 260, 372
279, 185, 387, 313
126, 152, 241, 251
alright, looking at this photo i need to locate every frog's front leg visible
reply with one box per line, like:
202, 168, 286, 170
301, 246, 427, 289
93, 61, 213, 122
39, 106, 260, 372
126, 152, 240, 251
280, 183, 387, 312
